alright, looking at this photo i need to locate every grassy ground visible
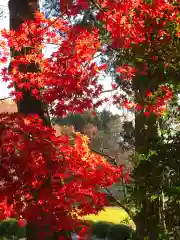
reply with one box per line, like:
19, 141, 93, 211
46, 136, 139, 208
82, 207, 135, 229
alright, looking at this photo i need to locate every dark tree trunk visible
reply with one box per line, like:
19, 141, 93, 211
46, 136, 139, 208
8, 0, 51, 239
8, 0, 50, 125
133, 69, 160, 240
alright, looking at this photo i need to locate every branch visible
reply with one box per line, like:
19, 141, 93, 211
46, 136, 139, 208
90, 0, 118, 23
91, 149, 135, 220
0, 96, 11, 101
91, 148, 118, 166
105, 187, 134, 220
90, 0, 104, 11
42, 13, 65, 32
102, 85, 120, 93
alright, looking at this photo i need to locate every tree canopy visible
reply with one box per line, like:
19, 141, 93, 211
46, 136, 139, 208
0, 0, 179, 239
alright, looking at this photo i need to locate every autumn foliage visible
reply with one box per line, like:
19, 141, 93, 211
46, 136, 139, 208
0, 0, 179, 238
0, 113, 122, 235
0, 1, 179, 116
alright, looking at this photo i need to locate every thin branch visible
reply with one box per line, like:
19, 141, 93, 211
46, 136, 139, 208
90, 0, 118, 23
91, 149, 134, 220
105, 187, 134, 220
0, 96, 11, 101
90, 0, 104, 11
91, 148, 118, 166
41, 11, 67, 32
102, 85, 120, 93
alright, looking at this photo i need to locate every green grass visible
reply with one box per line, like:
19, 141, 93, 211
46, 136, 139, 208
82, 207, 135, 229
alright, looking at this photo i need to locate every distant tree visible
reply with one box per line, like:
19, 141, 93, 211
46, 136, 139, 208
41, 0, 60, 18
53, 110, 134, 165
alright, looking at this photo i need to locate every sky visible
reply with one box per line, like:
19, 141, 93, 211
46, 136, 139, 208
0, 0, 133, 119
0, 0, 9, 98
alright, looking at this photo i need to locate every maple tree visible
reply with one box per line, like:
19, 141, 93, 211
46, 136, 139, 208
0, 113, 122, 238
0, 0, 179, 239
1, 0, 178, 116
0, 1, 124, 239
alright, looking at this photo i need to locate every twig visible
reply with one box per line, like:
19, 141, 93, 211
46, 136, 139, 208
90, 0, 104, 11
91, 148, 118, 166
91, 149, 134, 219
41, 11, 67, 32
102, 85, 120, 93
105, 187, 134, 219
0, 96, 11, 101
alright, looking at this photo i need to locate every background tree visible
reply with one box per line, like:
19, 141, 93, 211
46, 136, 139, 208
91, 1, 180, 239
41, 0, 60, 19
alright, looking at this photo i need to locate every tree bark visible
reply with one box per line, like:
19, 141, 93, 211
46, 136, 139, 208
133, 69, 160, 240
8, 0, 50, 125
8, 0, 51, 239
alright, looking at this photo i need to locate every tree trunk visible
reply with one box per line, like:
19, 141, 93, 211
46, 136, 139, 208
8, 0, 50, 125
8, 0, 51, 239
133, 71, 160, 240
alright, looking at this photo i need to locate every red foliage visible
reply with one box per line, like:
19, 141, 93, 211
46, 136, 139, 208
1, 15, 106, 116
97, 0, 178, 48
0, 0, 178, 117
18, 219, 26, 227
114, 84, 173, 116
0, 0, 179, 237
0, 113, 122, 234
